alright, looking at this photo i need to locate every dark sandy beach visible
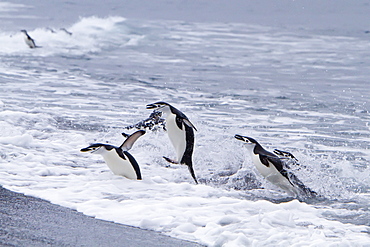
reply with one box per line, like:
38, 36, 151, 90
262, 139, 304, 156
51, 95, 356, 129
0, 186, 201, 247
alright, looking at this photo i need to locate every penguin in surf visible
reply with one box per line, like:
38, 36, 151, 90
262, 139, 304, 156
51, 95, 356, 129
147, 102, 198, 184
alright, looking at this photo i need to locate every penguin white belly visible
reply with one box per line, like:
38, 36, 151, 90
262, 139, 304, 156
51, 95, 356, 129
252, 154, 298, 196
24, 37, 35, 48
166, 114, 186, 162
102, 150, 137, 179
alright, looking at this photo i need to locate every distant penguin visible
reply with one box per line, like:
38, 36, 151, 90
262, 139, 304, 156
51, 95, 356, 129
235, 134, 316, 197
46, 27, 56, 33
146, 102, 198, 184
60, 28, 72, 36
20, 30, 40, 48
81, 130, 145, 180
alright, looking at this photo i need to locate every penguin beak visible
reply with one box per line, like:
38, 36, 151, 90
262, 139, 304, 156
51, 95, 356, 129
146, 103, 157, 109
80, 147, 91, 152
80, 145, 101, 153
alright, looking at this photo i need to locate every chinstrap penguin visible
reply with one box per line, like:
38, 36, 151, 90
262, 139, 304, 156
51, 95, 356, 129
20, 30, 40, 48
60, 28, 72, 36
146, 101, 198, 184
273, 149, 308, 170
235, 134, 317, 198
81, 130, 145, 180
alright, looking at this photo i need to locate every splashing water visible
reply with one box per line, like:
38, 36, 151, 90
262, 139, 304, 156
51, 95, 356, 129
0, 6, 369, 246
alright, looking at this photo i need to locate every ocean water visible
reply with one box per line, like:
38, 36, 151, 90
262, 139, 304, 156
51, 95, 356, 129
0, 1, 369, 246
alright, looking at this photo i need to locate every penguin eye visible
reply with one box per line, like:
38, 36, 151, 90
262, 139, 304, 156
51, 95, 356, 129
243, 139, 251, 143
91, 146, 101, 151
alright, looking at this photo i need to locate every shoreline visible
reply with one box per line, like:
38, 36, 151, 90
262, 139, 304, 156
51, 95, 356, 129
0, 186, 201, 247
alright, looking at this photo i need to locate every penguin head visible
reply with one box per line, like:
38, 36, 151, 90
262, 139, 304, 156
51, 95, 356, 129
20, 30, 29, 37
235, 134, 259, 151
80, 143, 114, 155
234, 134, 258, 144
146, 101, 171, 113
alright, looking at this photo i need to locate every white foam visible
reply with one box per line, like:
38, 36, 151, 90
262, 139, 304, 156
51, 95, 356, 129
0, 16, 140, 56
0, 110, 368, 246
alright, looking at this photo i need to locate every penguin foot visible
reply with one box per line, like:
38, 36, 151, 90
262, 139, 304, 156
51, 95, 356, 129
163, 156, 179, 164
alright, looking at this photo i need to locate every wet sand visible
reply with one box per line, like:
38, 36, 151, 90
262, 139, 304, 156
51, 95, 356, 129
0, 186, 201, 247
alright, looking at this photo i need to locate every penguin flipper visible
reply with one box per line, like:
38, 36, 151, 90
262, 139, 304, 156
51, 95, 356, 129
123, 151, 142, 180
261, 155, 284, 171
120, 130, 146, 151
263, 155, 295, 187
183, 119, 197, 131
